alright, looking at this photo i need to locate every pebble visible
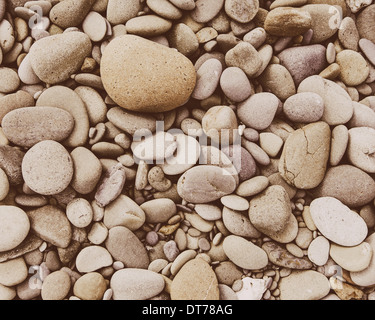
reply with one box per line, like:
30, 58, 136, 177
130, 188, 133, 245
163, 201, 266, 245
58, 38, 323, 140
147, 0, 182, 20
105, 226, 149, 268
350, 233, 375, 287
0, 146, 25, 186
278, 44, 326, 87
192, 59, 222, 100
258, 64, 296, 100
0, 20, 15, 54
224, 0, 259, 23
106, 0, 140, 24
310, 197, 368, 246
18, 54, 40, 85
347, 127, 375, 173
329, 125, 348, 166
338, 17, 359, 51
330, 242, 373, 272
21, 140, 73, 195
141, 198, 176, 224
264, 7, 312, 37
66, 198, 93, 228
29, 32, 92, 84
82, 11, 107, 42
103, 195, 145, 230
259, 132, 283, 158
73, 272, 107, 300
236, 176, 269, 197
41, 270, 71, 300
0, 67, 20, 94
279, 270, 330, 300
201, 105, 238, 144
249, 185, 298, 243
191, 0, 224, 23
70, 147, 102, 195
223, 235, 268, 270
26, 205, 72, 248
101, 35, 196, 113
177, 165, 237, 203
36, 85, 90, 148
168, 23, 199, 57
0, 206, 30, 252
307, 236, 330, 266
0, 257, 27, 287
184, 212, 214, 233
221, 195, 249, 211
194, 204, 222, 221
75, 245, 113, 273
111, 268, 165, 300
313, 165, 375, 207
225, 42, 262, 78
2, 107, 74, 148
222, 206, 261, 238
349, 101, 375, 130
237, 92, 280, 130
262, 241, 312, 269
220, 67, 252, 102
279, 121, 330, 189
171, 258, 219, 299
0, 90, 34, 123
359, 38, 375, 66
126, 15, 172, 37
336, 50, 369, 86
356, 4, 375, 43
0, 169, 9, 201
236, 277, 268, 300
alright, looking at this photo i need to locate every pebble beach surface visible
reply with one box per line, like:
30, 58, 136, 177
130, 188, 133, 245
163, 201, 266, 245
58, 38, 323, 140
0, 0, 375, 302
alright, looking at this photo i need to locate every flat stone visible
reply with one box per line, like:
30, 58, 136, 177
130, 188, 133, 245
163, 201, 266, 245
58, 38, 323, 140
307, 236, 330, 266
224, 0, 259, 23
101, 35, 196, 113
191, 0, 224, 23
111, 268, 165, 300
22, 140, 73, 195
0, 67, 19, 94
29, 32, 92, 84
49, 0, 94, 28
103, 195, 145, 230
26, 205, 72, 248
0, 206, 30, 252
359, 38, 375, 66
105, 226, 149, 268
106, 0, 140, 24
125, 15, 172, 37
75, 245, 113, 273
330, 242, 373, 272
192, 59, 222, 100
140, 198, 176, 224
214, 261, 243, 286
313, 165, 375, 207
249, 185, 297, 243
236, 277, 268, 300
279, 121, 330, 189
220, 67, 252, 102
347, 127, 375, 173
264, 7, 312, 36
310, 197, 368, 246
194, 204, 222, 221
0, 257, 28, 287
147, 0, 182, 20
237, 92, 280, 130
1, 107, 74, 148
73, 272, 107, 300
225, 42, 262, 78
262, 241, 313, 269
236, 176, 269, 197
279, 270, 330, 300
338, 17, 359, 51
223, 235, 268, 270
41, 270, 71, 300
336, 50, 369, 86
222, 206, 261, 238
278, 44, 327, 86
0, 90, 34, 123
349, 101, 375, 130
357, 4, 375, 43
167, 23, 199, 57
170, 258, 219, 300
177, 165, 237, 203
258, 64, 296, 100
329, 125, 348, 166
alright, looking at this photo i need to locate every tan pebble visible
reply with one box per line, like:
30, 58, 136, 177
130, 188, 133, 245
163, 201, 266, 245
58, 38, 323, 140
125, 15, 172, 37
106, 0, 140, 24
338, 17, 359, 51
82, 11, 107, 42
73, 272, 107, 300
264, 7, 312, 37
330, 242, 373, 272
49, 0, 95, 28
286, 243, 304, 258
330, 277, 364, 300
356, 4, 375, 43
41, 270, 71, 300
101, 35, 196, 113
66, 198, 93, 228
326, 42, 336, 64
347, 127, 375, 173
167, 23, 199, 57
146, 0, 182, 20
336, 49, 369, 86
259, 132, 283, 157
319, 63, 340, 80
0, 20, 15, 54
0, 67, 20, 94
75, 245, 113, 273
191, 0, 224, 23
236, 176, 269, 197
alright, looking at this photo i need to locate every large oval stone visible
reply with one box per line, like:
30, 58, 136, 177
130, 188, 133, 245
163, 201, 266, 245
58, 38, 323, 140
2, 107, 74, 148
101, 35, 196, 113
177, 165, 237, 203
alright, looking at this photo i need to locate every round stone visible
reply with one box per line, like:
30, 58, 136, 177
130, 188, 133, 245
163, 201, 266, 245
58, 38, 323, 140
66, 198, 93, 228
21, 140, 73, 195
41, 270, 71, 300
283, 92, 324, 123
220, 67, 252, 102
307, 236, 330, 266
224, 0, 259, 23
330, 242, 373, 272
0, 206, 30, 252
347, 127, 375, 173
336, 50, 369, 86
73, 272, 107, 300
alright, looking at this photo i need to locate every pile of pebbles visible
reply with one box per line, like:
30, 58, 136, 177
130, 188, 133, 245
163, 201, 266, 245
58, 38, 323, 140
0, 0, 375, 301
